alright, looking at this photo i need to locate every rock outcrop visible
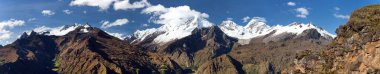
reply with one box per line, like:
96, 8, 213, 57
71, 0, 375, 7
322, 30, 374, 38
196, 55, 243, 74
290, 4, 380, 73
228, 28, 332, 73
54, 26, 155, 74
0, 26, 176, 74
0, 31, 58, 74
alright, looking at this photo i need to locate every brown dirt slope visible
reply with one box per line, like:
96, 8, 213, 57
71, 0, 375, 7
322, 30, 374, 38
290, 4, 380, 73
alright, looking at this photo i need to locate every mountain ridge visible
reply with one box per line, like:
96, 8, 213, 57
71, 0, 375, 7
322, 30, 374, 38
128, 20, 335, 45
1, 11, 337, 74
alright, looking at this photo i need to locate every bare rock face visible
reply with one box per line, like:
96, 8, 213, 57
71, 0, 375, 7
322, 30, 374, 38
228, 28, 332, 73
0, 26, 159, 74
162, 26, 237, 67
196, 55, 243, 74
290, 4, 380, 73
0, 18, 337, 73
0, 31, 58, 74
54, 27, 155, 74
132, 26, 238, 71
148, 53, 184, 74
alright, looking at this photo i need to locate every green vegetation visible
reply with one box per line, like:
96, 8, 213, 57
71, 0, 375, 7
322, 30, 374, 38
295, 50, 311, 60
328, 41, 339, 46
159, 64, 169, 74
243, 64, 260, 74
52, 58, 60, 72
338, 4, 380, 43
52, 68, 59, 72
0, 59, 4, 65
182, 65, 195, 73
136, 68, 140, 74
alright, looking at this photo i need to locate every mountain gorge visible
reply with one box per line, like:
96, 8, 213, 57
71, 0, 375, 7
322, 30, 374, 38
3, 4, 379, 74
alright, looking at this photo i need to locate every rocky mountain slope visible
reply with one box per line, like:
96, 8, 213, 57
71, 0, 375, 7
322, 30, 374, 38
125, 16, 335, 73
196, 55, 244, 74
0, 6, 342, 74
289, 4, 380, 74
0, 25, 184, 74
0, 31, 58, 74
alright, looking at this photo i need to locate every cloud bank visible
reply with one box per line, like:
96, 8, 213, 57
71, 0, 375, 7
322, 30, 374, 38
42, 10, 55, 16
101, 18, 129, 28
70, 0, 150, 11
295, 7, 309, 18
0, 19, 25, 40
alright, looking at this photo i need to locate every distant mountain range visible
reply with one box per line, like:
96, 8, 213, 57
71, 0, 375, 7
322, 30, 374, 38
2, 4, 379, 74
0, 16, 334, 74
127, 17, 334, 45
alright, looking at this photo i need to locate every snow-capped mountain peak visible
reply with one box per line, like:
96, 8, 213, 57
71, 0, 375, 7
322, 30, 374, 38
270, 22, 335, 38
33, 24, 93, 36
220, 20, 336, 40
219, 19, 272, 39
129, 16, 214, 44
244, 18, 268, 29
244, 19, 270, 35
219, 20, 242, 32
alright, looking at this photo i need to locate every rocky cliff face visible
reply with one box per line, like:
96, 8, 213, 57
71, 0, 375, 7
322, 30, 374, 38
0, 10, 342, 74
0, 31, 58, 74
134, 26, 238, 71
119, 20, 334, 73
290, 4, 380, 74
229, 28, 332, 73
196, 55, 243, 74
0, 24, 336, 74
53, 26, 156, 74
0, 25, 181, 74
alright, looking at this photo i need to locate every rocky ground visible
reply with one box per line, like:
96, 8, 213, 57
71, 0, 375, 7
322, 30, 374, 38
289, 4, 380, 74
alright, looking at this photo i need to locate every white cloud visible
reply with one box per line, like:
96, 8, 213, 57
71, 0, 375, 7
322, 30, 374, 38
140, 5, 213, 43
69, 0, 150, 11
63, 9, 73, 14
334, 7, 340, 11
42, 10, 55, 16
105, 31, 125, 39
242, 16, 250, 23
142, 4, 212, 27
69, 0, 116, 11
287, 2, 296, 6
83, 11, 87, 14
250, 17, 267, 22
227, 18, 233, 21
101, 18, 129, 28
142, 24, 149, 27
32, 25, 74, 36
295, 7, 309, 18
0, 32, 11, 40
33, 26, 54, 33
0, 19, 25, 29
332, 7, 349, 19
28, 18, 37, 22
334, 14, 349, 19
0, 19, 25, 40
142, 4, 167, 14
32, 23, 88, 36
114, 0, 151, 10
242, 16, 266, 23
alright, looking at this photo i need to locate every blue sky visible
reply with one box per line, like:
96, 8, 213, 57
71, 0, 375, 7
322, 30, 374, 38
0, 0, 379, 45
